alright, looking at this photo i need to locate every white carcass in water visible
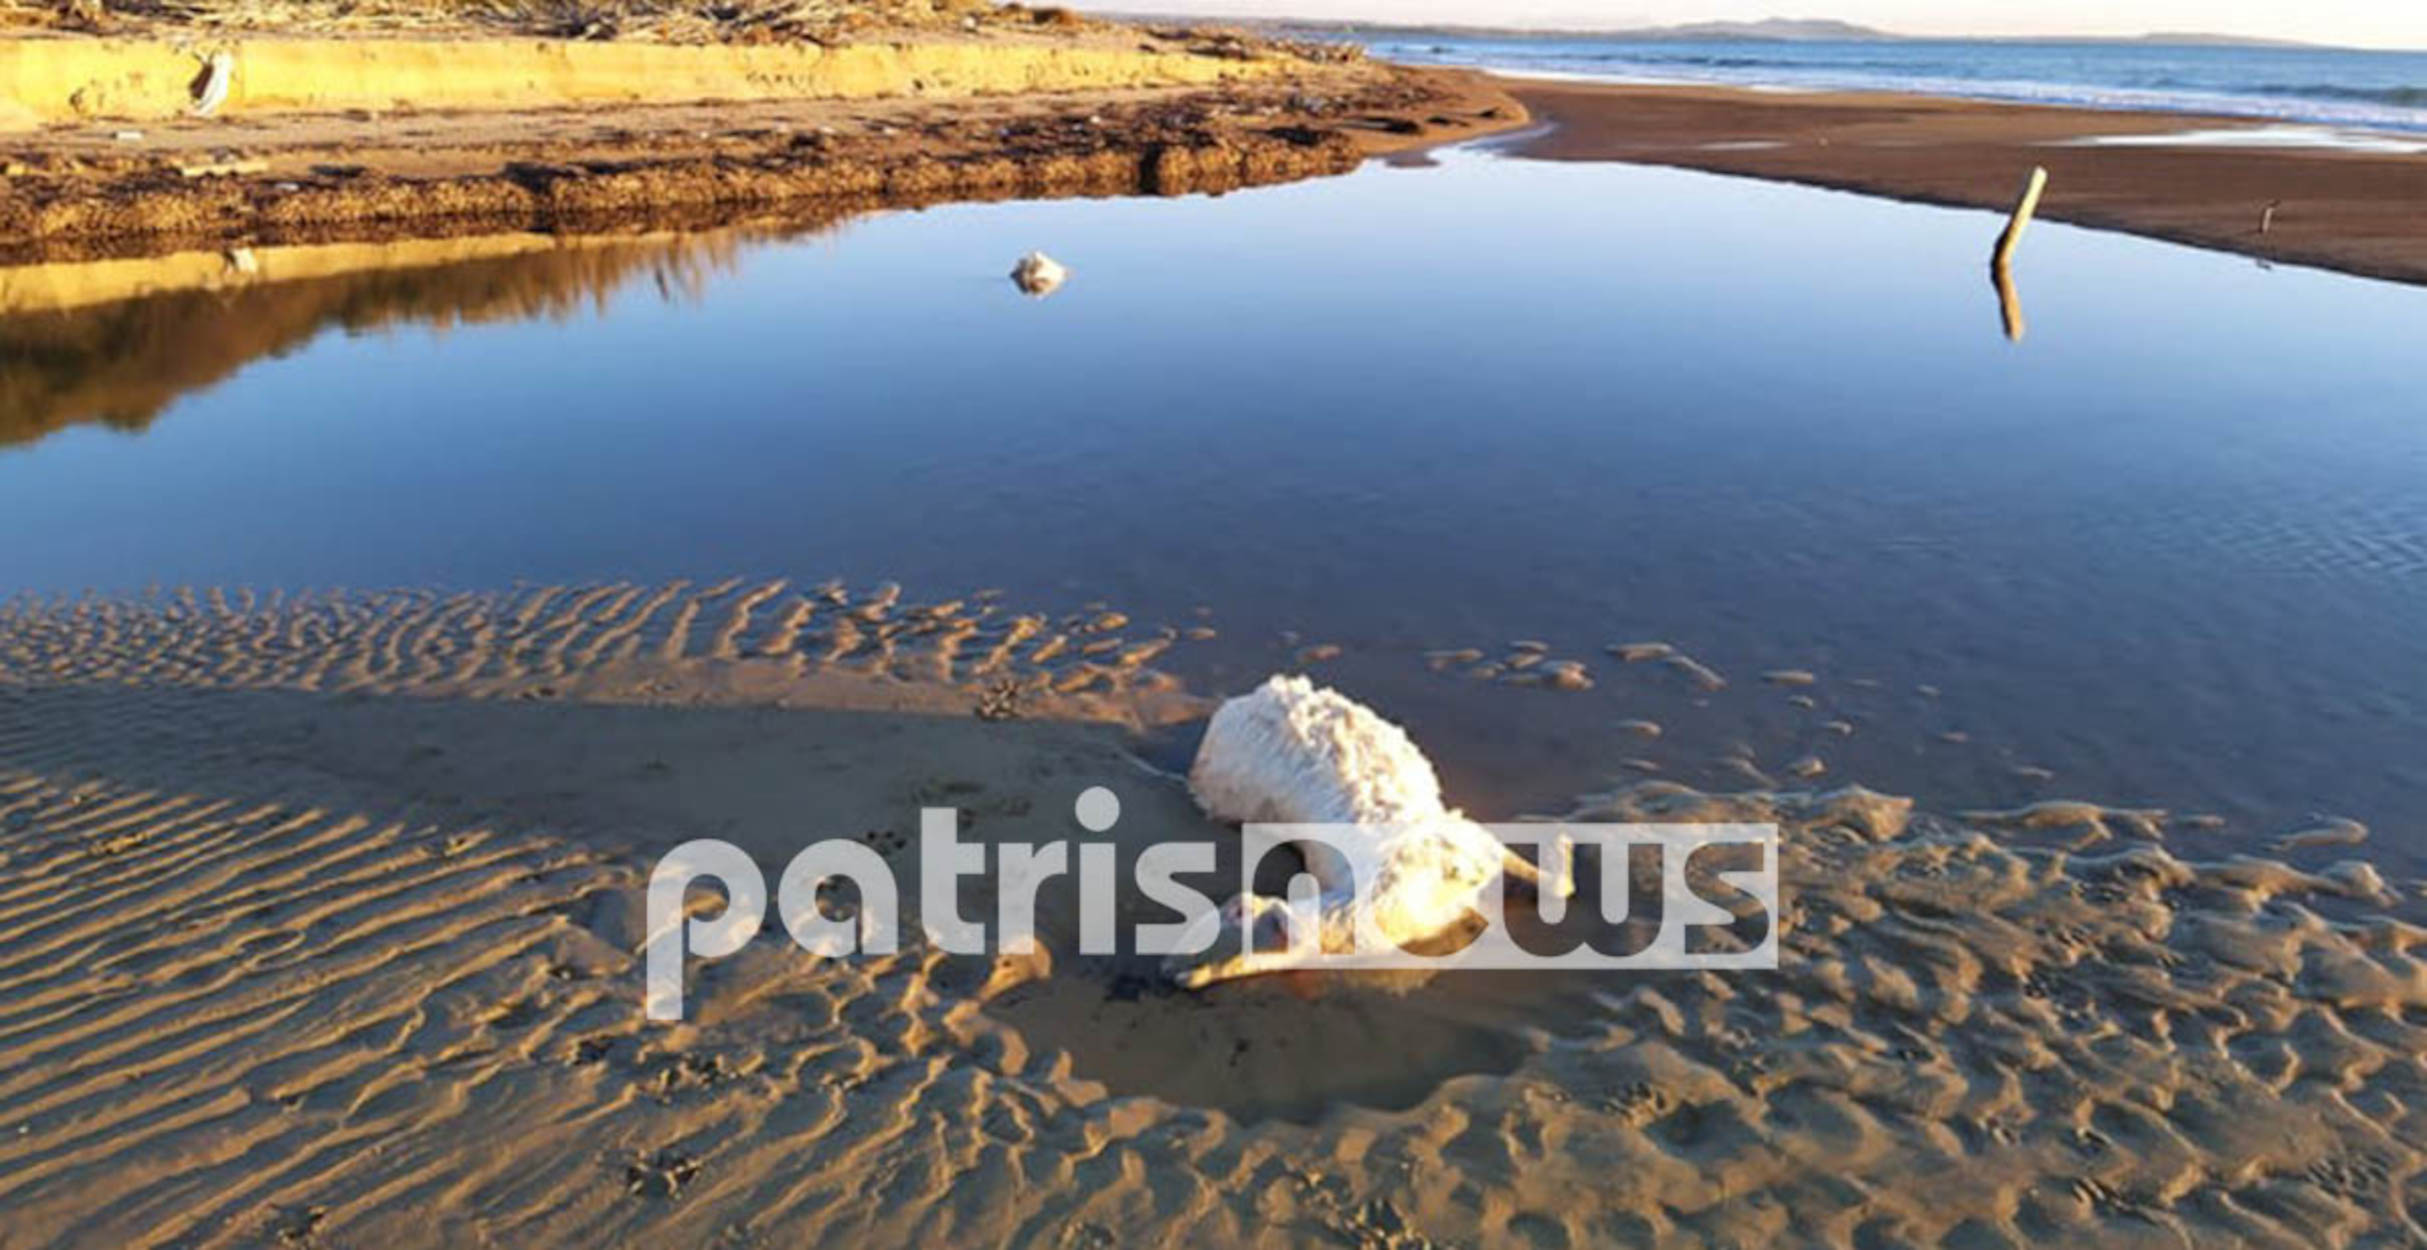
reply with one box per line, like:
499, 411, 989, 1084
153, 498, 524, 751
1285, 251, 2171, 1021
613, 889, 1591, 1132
1172, 675, 1569, 988
1009, 251, 1068, 297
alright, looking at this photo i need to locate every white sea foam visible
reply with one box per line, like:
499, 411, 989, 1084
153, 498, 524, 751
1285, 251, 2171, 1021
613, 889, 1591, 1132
2052, 123, 2427, 154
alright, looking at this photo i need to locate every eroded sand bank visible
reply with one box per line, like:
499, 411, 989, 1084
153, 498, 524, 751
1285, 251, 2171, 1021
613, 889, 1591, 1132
0, 32, 1292, 125
0, 24, 1521, 252
2, 580, 2423, 1247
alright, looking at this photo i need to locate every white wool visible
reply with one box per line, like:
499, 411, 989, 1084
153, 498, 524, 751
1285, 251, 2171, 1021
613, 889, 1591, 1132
1176, 676, 1561, 987
1188, 674, 1447, 829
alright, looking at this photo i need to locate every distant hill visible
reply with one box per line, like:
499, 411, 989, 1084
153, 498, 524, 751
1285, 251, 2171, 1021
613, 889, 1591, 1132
1227, 13, 2337, 51
1248, 15, 1892, 42
2127, 32, 2315, 48
1610, 20, 2317, 47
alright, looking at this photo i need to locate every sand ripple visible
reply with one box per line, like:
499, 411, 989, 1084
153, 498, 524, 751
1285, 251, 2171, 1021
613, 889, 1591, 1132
4, 584, 2425, 1247
0, 580, 1202, 722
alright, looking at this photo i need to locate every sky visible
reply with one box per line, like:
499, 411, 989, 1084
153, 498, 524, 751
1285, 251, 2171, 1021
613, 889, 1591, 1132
1129, 2, 2427, 49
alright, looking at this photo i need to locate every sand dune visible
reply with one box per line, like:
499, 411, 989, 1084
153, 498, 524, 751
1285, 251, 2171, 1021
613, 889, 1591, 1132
3, 581, 2425, 1247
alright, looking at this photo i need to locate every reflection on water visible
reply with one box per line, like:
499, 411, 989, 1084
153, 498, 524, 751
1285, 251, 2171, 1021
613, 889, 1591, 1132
1991, 257, 2027, 342
0, 218, 862, 451
0, 170, 2052, 450
1986, 166, 2046, 344
3, 147, 2425, 863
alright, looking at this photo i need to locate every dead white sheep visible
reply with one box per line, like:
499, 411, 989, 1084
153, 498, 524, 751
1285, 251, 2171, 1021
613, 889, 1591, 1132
1171, 675, 1569, 988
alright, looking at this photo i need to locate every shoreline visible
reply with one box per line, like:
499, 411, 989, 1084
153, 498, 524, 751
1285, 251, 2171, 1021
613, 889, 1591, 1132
1497, 76, 2427, 287
0, 29, 1524, 256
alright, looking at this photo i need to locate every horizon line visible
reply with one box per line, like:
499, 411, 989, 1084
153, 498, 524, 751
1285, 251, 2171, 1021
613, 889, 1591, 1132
1102, 9, 2425, 55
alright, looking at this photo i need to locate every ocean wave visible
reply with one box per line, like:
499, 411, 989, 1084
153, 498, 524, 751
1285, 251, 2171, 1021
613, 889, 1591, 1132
1574, 50, 1952, 75
2240, 81, 2427, 106
1374, 39, 2427, 134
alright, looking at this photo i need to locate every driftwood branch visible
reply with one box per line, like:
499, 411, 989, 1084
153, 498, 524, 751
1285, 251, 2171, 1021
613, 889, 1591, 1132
1990, 166, 2048, 343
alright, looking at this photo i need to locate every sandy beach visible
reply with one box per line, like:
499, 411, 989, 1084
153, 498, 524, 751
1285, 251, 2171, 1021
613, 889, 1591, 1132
1504, 77, 2427, 287
3, 582, 2424, 1245
10, 28, 2427, 290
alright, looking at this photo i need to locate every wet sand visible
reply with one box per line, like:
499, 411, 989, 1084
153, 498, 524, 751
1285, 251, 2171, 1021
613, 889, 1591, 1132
1505, 79, 2427, 286
4, 580, 2425, 1246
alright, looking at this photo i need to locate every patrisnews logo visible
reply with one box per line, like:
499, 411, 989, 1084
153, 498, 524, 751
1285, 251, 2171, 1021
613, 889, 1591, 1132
644, 802, 1778, 1019
1230, 822, 1780, 971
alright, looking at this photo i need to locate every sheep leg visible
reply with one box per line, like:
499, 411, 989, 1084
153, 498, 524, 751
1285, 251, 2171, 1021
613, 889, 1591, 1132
1499, 833, 1575, 901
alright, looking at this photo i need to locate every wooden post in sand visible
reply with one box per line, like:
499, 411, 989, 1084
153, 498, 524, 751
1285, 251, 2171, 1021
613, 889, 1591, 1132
1993, 166, 2049, 271
1990, 166, 2048, 342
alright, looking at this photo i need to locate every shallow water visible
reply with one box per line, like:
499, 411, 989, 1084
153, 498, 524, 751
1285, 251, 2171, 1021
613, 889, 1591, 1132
3, 147, 2424, 861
